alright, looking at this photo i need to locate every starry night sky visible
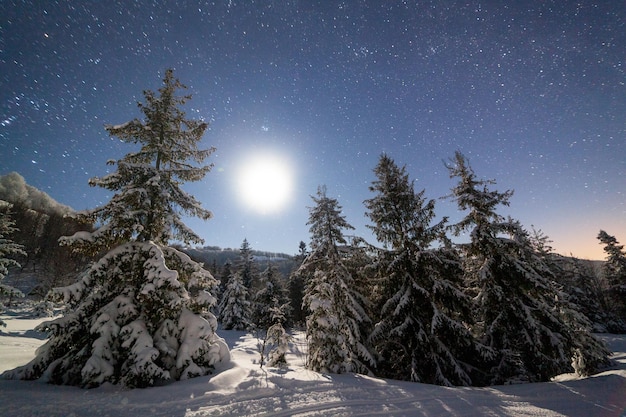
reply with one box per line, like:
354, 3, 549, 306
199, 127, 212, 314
1, 1, 624, 259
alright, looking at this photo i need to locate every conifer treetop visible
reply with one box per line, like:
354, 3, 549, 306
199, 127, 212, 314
446, 151, 513, 236
598, 230, 626, 285
365, 154, 444, 251
63, 69, 215, 250
598, 230, 625, 259
106, 69, 214, 176
306, 185, 354, 253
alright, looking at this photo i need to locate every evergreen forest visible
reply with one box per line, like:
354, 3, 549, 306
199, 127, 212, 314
1, 70, 625, 389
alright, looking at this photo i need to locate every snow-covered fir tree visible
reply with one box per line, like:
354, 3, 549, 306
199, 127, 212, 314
63, 70, 215, 253
516, 224, 611, 378
560, 260, 605, 329
215, 260, 232, 301
255, 289, 292, 368
0, 204, 26, 325
287, 241, 308, 326
218, 269, 252, 331
529, 228, 620, 333
298, 186, 374, 374
447, 151, 609, 384
2, 69, 229, 388
598, 230, 626, 327
252, 262, 290, 330
217, 240, 261, 330
251, 262, 291, 368
237, 238, 258, 289
364, 154, 480, 386
266, 315, 291, 368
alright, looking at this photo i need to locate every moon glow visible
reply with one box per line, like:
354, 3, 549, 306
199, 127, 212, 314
236, 153, 294, 214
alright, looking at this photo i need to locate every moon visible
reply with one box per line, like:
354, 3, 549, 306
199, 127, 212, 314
236, 153, 294, 214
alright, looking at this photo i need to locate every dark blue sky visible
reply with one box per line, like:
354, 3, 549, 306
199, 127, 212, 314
1, 1, 624, 259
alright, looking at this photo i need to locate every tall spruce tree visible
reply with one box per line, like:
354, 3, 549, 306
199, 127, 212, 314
287, 241, 308, 326
529, 228, 618, 332
364, 154, 479, 386
2, 69, 229, 388
598, 230, 626, 328
549, 253, 617, 333
447, 151, 609, 384
217, 239, 259, 330
253, 262, 289, 330
215, 260, 232, 302
218, 269, 252, 331
514, 223, 611, 379
298, 186, 373, 374
68, 70, 214, 251
237, 238, 257, 289
252, 262, 291, 368
0, 204, 26, 324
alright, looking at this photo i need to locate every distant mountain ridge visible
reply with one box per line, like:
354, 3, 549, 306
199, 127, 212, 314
182, 246, 296, 277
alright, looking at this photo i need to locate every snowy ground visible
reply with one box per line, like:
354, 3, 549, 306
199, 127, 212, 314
1, 307, 625, 417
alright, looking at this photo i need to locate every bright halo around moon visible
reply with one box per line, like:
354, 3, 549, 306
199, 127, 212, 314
236, 153, 294, 214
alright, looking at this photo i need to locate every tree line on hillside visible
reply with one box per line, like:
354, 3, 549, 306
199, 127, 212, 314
182, 245, 296, 279
0, 201, 27, 326
0, 172, 88, 298
1, 69, 624, 390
